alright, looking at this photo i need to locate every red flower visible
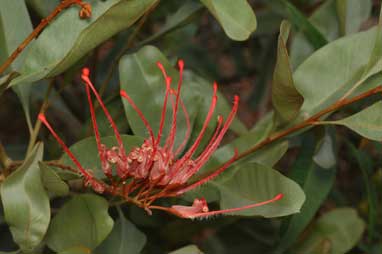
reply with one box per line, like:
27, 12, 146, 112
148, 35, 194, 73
39, 60, 283, 218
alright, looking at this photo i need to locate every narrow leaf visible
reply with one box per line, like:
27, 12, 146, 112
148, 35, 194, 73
0, 143, 50, 252
272, 20, 303, 125
278, 0, 328, 49
276, 134, 336, 253
200, 0, 257, 41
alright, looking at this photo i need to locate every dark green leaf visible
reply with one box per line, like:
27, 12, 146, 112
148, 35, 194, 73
9, 0, 159, 88
200, 0, 257, 41
60, 135, 144, 179
45, 194, 114, 252
39, 162, 69, 198
275, 134, 336, 253
292, 208, 365, 254
347, 143, 378, 240
169, 245, 204, 254
95, 207, 146, 254
0, 144, 50, 252
272, 20, 303, 126
212, 162, 305, 217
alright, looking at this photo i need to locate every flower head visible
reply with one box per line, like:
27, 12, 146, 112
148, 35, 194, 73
39, 60, 283, 218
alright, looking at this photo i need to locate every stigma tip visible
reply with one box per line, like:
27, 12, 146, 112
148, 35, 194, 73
178, 59, 184, 69
82, 68, 90, 77
38, 113, 46, 122
275, 193, 284, 200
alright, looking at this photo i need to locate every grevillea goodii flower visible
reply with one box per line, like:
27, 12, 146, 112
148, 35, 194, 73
39, 60, 283, 219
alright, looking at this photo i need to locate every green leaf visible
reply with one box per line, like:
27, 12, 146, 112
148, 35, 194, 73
169, 245, 204, 254
272, 20, 303, 125
9, 0, 159, 88
326, 101, 382, 141
294, 25, 382, 116
39, 162, 69, 198
0, 0, 34, 132
118, 45, 246, 150
45, 194, 114, 252
200, 0, 257, 41
275, 134, 336, 253
95, 207, 146, 254
0, 143, 50, 252
292, 208, 365, 254
60, 135, 144, 179
211, 162, 305, 217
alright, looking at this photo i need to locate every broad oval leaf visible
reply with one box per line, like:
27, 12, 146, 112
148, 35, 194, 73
60, 135, 144, 179
95, 208, 146, 254
212, 162, 305, 217
45, 194, 114, 252
9, 0, 159, 87
327, 101, 382, 141
294, 25, 382, 116
292, 208, 365, 254
0, 144, 50, 252
200, 0, 257, 41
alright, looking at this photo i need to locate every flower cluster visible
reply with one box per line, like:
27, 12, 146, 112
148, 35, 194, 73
39, 60, 282, 218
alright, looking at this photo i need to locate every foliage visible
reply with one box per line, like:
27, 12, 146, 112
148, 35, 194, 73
0, 0, 381, 253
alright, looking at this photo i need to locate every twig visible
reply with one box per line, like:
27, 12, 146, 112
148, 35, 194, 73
235, 85, 382, 162
0, 0, 91, 75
